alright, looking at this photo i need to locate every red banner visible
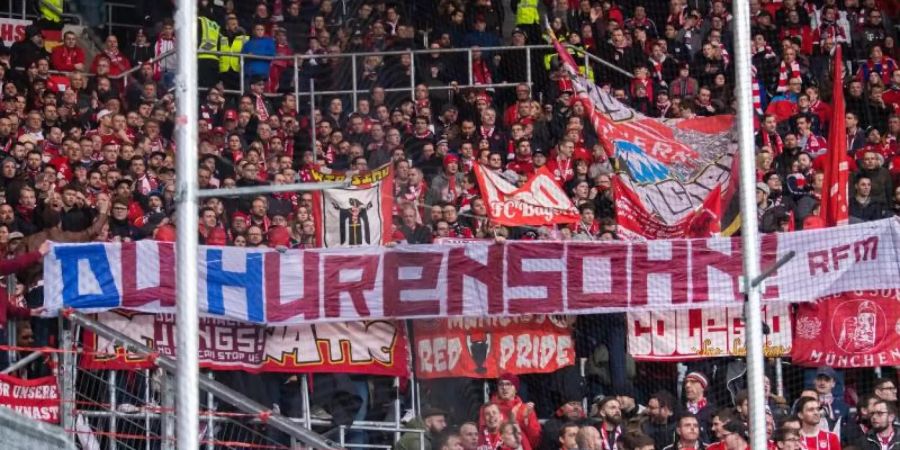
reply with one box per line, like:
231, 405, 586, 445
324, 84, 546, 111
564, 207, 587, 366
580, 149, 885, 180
413, 316, 575, 379
792, 291, 900, 368
628, 304, 792, 361
473, 164, 580, 226
0, 375, 59, 423
82, 312, 409, 377
615, 178, 722, 239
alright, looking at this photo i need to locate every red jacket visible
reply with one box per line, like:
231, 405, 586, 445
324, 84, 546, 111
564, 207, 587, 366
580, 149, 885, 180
484, 395, 541, 449
0, 251, 42, 276
0, 251, 41, 327
50, 45, 85, 72
0, 292, 31, 329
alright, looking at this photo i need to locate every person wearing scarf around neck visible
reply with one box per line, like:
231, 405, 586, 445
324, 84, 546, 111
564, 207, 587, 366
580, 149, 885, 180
595, 397, 624, 450
862, 400, 899, 450
486, 373, 540, 450
478, 404, 509, 450
684, 372, 715, 442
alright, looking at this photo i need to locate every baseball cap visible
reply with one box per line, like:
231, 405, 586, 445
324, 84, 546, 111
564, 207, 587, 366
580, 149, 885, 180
224, 109, 238, 121
816, 366, 838, 380
8, 231, 24, 240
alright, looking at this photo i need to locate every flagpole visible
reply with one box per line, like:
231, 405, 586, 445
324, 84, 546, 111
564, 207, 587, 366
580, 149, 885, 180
174, 0, 200, 447
732, 1, 767, 449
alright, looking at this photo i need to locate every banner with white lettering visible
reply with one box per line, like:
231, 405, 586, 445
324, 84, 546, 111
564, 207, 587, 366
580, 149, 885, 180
0, 375, 59, 423
0, 18, 31, 47
792, 290, 900, 368
82, 312, 409, 376
43, 218, 900, 324
414, 316, 574, 379
550, 35, 739, 238
473, 164, 580, 226
627, 304, 792, 361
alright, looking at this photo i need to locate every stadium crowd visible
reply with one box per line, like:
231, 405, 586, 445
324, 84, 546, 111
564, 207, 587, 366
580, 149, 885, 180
0, 0, 897, 448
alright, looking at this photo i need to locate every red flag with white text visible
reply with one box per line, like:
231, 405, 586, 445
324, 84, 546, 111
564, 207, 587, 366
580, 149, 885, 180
473, 164, 580, 226
551, 36, 737, 239
792, 291, 900, 368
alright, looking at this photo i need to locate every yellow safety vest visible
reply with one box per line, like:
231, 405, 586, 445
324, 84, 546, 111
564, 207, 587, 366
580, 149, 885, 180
516, 0, 539, 25
39, 0, 63, 23
219, 34, 249, 72
198, 17, 220, 61
544, 45, 594, 81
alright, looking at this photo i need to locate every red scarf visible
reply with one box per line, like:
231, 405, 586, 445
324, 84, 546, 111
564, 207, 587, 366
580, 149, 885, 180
751, 65, 763, 115
686, 398, 707, 414
255, 94, 270, 122
599, 425, 621, 450
15, 204, 35, 223
762, 131, 783, 156
878, 429, 894, 450
777, 60, 801, 93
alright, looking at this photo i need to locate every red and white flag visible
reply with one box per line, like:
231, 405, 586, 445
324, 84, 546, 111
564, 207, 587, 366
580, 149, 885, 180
614, 177, 722, 239
819, 45, 849, 227
473, 164, 580, 226
550, 35, 737, 239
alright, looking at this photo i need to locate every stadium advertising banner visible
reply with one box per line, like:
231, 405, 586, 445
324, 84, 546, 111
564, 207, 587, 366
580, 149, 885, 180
792, 290, 900, 368
413, 315, 575, 379
627, 304, 792, 361
82, 312, 409, 376
0, 375, 59, 423
43, 218, 900, 324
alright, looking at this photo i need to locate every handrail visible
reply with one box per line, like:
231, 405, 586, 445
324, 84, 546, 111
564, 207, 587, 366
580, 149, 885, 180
109, 48, 178, 81
1, 348, 43, 374
66, 311, 338, 450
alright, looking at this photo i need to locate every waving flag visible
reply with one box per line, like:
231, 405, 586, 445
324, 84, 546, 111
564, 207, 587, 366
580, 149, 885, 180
819, 45, 850, 227
473, 164, 580, 226
549, 36, 738, 239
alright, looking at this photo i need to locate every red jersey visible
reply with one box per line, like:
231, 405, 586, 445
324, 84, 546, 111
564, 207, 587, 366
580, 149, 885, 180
802, 429, 841, 450
546, 156, 574, 185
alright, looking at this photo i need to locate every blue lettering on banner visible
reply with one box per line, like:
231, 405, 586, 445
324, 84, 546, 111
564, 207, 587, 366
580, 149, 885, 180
55, 245, 120, 308
205, 249, 264, 322
615, 140, 671, 184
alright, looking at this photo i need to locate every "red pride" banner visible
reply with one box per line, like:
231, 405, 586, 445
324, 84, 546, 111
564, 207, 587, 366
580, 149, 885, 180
414, 316, 575, 378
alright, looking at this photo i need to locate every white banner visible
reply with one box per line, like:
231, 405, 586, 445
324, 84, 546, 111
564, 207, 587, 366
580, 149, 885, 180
0, 18, 31, 47
627, 304, 792, 360
42, 218, 900, 324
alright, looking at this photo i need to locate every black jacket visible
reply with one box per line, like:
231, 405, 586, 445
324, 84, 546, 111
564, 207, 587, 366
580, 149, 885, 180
860, 426, 900, 450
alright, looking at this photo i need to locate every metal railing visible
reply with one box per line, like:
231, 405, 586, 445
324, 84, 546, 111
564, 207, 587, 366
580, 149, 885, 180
211, 44, 633, 106
62, 311, 338, 449
209, 45, 558, 104
106, 2, 143, 32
